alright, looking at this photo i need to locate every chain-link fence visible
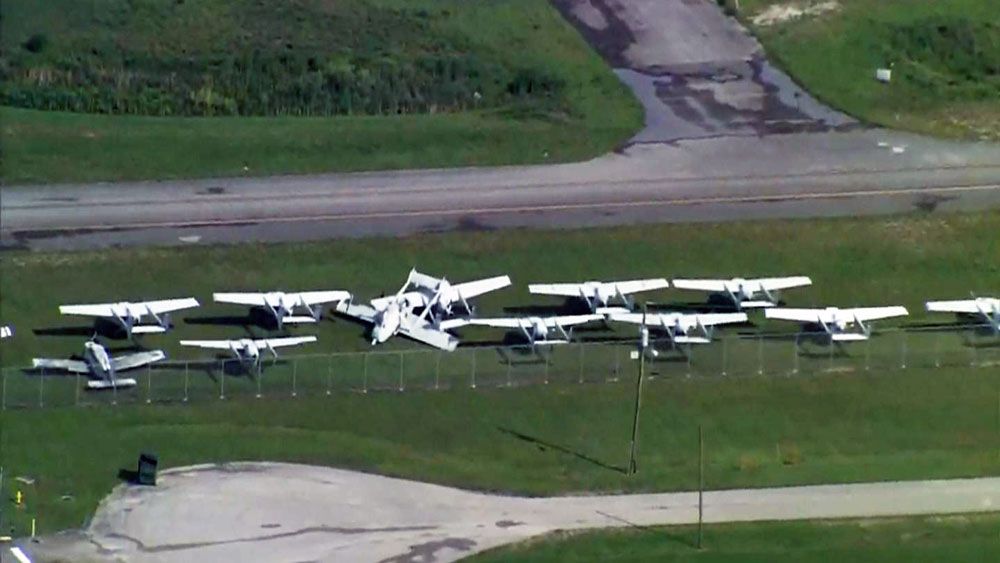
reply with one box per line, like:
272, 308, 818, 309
2, 325, 998, 410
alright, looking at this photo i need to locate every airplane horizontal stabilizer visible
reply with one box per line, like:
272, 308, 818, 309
831, 334, 869, 342
131, 325, 168, 334
87, 378, 138, 390
738, 300, 777, 308
673, 336, 712, 344
282, 316, 319, 324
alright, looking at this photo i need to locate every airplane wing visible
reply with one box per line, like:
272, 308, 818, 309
32, 358, 89, 373
145, 297, 201, 314
257, 336, 318, 348
607, 313, 661, 326
405, 269, 444, 290
850, 306, 909, 322
452, 275, 512, 300
764, 308, 824, 323
335, 300, 378, 323
213, 292, 267, 306
545, 314, 604, 327
694, 312, 749, 326
926, 300, 980, 314
671, 279, 728, 292
111, 350, 166, 371
757, 276, 812, 291
528, 283, 588, 297
297, 290, 352, 306
612, 278, 670, 295
180, 340, 235, 350
59, 303, 116, 317
399, 323, 459, 351
458, 317, 526, 329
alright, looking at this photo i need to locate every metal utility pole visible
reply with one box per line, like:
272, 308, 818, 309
698, 424, 704, 549
627, 305, 648, 475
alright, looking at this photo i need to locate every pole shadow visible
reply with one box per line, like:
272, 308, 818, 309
497, 426, 627, 475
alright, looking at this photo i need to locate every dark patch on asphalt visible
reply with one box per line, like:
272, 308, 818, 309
913, 193, 959, 213
550, 0, 636, 68
495, 520, 523, 528
378, 537, 477, 563
36, 196, 79, 203
198, 186, 227, 195
456, 215, 495, 232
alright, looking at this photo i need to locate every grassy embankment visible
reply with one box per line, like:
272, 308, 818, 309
470, 514, 1000, 563
1, 212, 998, 535
738, 0, 1000, 140
0, 0, 640, 184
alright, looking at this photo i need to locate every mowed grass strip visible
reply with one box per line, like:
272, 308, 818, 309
2, 367, 999, 535
469, 513, 1000, 563
1, 211, 998, 367
739, 0, 1000, 141
0, 0, 641, 184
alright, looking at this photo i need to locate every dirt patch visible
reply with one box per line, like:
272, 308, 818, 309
752, 1, 840, 27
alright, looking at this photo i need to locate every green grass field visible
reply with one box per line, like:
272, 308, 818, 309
0, 0, 641, 183
1, 211, 997, 368
470, 514, 1000, 562
2, 367, 999, 536
739, 0, 1000, 141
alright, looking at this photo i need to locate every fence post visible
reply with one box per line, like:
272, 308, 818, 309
183, 362, 190, 402
614, 345, 621, 381
146, 364, 152, 404
792, 334, 800, 375
219, 364, 226, 400
899, 331, 907, 369
865, 338, 871, 372
39, 367, 45, 408
398, 352, 404, 392
506, 357, 512, 388
757, 335, 764, 376
470, 348, 477, 389
686, 344, 693, 377
256, 366, 262, 399
2, 369, 6, 411
75, 368, 81, 406
544, 354, 550, 385
578, 343, 585, 384
362, 353, 369, 394
326, 355, 333, 396
933, 334, 941, 368
721, 336, 728, 376
292, 358, 298, 398
435, 352, 442, 390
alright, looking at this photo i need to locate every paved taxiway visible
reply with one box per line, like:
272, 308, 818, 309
18, 463, 1000, 562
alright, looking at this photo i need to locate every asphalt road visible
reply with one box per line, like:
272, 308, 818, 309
16, 462, 1000, 562
3, 130, 1000, 251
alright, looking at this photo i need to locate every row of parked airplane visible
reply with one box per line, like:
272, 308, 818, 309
5, 271, 997, 390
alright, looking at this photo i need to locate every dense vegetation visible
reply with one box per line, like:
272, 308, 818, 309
741, 0, 1000, 140
1, 0, 570, 117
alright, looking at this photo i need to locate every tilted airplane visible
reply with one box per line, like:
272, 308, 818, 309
528, 278, 670, 313
391, 269, 512, 321
336, 291, 459, 351
926, 297, 1000, 334
765, 306, 909, 341
180, 335, 317, 373
1, 325, 11, 339
608, 311, 748, 345
59, 298, 200, 338
441, 314, 604, 346
32, 340, 166, 389
214, 290, 351, 329
672, 276, 812, 309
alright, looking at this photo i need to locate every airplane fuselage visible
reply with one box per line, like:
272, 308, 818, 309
84, 340, 115, 380
373, 301, 404, 344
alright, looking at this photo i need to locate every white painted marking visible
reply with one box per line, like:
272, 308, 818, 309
10, 546, 32, 563
178, 235, 202, 243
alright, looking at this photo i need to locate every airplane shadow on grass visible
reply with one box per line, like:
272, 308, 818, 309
33, 318, 131, 340
497, 426, 627, 475
184, 308, 279, 334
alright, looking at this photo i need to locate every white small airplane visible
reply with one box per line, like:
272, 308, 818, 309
59, 298, 200, 338
337, 291, 459, 351
180, 336, 317, 373
765, 306, 909, 341
214, 290, 351, 329
32, 340, 166, 389
926, 297, 1000, 334
528, 278, 670, 313
441, 314, 604, 346
672, 276, 812, 309
0, 325, 11, 339
608, 311, 748, 345
392, 269, 512, 320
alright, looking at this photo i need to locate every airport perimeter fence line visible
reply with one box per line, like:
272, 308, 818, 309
2, 325, 999, 410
